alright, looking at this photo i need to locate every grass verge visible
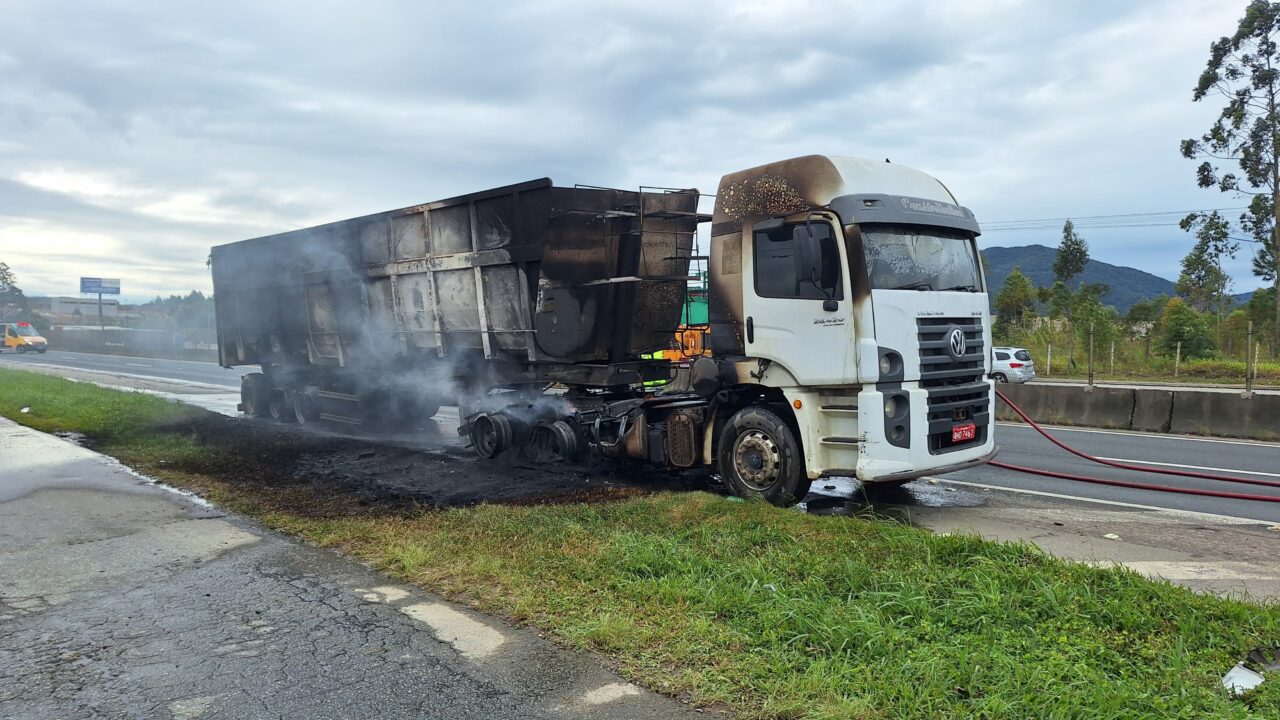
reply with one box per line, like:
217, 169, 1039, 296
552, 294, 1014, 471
3, 367, 1279, 718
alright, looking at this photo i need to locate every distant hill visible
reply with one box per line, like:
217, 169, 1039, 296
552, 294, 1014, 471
981, 244, 1175, 312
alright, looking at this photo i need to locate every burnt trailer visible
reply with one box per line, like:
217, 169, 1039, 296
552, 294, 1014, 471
214, 156, 999, 506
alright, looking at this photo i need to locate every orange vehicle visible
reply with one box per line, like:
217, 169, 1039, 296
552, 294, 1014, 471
1, 322, 48, 353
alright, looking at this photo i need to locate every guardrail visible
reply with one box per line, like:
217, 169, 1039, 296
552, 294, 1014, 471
995, 382, 1280, 441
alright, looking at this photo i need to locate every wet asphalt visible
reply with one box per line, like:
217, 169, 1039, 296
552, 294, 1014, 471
0, 418, 702, 719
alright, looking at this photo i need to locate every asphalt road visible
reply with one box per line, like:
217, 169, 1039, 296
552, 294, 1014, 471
0, 349, 242, 388
5, 350, 1279, 524
0, 417, 693, 719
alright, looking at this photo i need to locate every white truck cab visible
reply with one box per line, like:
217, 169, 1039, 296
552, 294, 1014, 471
706, 156, 996, 495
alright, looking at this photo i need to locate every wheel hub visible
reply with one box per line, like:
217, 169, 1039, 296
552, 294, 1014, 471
734, 430, 780, 490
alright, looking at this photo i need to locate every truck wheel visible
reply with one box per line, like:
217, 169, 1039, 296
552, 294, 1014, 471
717, 407, 811, 507
470, 413, 513, 460
15, 345, 26, 354
241, 373, 271, 418
526, 420, 579, 463
36, 347, 47, 353
269, 390, 295, 423
293, 388, 321, 424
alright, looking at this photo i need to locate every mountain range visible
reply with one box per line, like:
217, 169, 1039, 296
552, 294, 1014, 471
980, 244, 1179, 313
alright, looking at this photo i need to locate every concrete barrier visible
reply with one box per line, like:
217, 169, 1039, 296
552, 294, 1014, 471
1131, 389, 1174, 434
996, 383, 1133, 429
1169, 391, 1280, 441
995, 382, 1279, 441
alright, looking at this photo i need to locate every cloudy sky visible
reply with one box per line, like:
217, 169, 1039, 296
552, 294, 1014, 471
0, 0, 1264, 302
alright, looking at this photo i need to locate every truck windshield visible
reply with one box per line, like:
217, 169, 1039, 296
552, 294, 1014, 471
861, 225, 981, 292
13, 324, 38, 337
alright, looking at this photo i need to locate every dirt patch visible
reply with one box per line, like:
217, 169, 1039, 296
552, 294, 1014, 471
127, 411, 712, 512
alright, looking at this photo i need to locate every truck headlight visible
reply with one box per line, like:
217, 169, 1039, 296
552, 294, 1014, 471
884, 395, 901, 419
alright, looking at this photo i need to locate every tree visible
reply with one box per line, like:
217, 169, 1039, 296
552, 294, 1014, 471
1181, 0, 1280, 340
1053, 220, 1089, 284
0, 261, 30, 318
1176, 210, 1237, 317
994, 267, 1035, 325
1157, 297, 1217, 359
1125, 298, 1160, 326
1072, 293, 1122, 352
1048, 281, 1072, 319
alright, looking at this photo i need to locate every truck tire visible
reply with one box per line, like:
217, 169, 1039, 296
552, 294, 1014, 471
470, 413, 513, 460
293, 388, 321, 424
241, 373, 271, 418
269, 390, 295, 422
717, 406, 811, 507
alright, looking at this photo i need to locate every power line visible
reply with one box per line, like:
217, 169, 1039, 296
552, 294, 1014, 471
982, 206, 1250, 231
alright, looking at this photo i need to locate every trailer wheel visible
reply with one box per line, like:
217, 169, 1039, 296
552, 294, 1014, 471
470, 413, 513, 460
241, 373, 271, 418
269, 390, 295, 423
526, 420, 579, 463
293, 388, 321, 424
717, 407, 811, 507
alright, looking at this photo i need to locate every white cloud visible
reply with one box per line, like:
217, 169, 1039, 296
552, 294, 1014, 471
0, 0, 1268, 298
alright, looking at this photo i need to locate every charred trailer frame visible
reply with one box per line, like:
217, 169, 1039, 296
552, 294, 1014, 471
211, 180, 704, 427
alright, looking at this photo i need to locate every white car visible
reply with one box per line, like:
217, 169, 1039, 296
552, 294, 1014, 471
991, 346, 1036, 383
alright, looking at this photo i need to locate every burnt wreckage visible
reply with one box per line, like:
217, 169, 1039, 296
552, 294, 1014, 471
212, 155, 997, 505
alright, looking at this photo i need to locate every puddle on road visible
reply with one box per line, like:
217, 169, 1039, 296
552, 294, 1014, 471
801, 476, 988, 520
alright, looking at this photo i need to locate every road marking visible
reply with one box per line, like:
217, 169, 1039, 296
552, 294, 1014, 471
933, 478, 1270, 525
997, 421, 1280, 448
1094, 456, 1280, 479
126, 362, 153, 367
399, 602, 506, 660
579, 683, 642, 705
356, 586, 410, 604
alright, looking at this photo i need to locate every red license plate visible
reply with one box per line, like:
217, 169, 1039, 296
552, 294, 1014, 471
951, 423, 976, 442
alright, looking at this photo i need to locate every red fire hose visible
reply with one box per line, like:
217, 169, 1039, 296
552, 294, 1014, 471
990, 388, 1280, 503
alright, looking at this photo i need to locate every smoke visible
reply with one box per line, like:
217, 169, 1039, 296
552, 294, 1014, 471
210, 183, 697, 449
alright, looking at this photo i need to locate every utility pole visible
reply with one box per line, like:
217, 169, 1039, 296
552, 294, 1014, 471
97, 291, 104, 329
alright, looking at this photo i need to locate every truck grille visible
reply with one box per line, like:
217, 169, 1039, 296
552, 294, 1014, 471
917, 317, 985, 387
917, 318, 988, 454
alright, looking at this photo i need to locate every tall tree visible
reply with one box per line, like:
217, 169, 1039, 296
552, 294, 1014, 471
1053, 220, 1089, 284
0, 261, 30, 317
1181, 0, 1280, 339
994, 266, 1035, 325
1177, 210, 1238, 319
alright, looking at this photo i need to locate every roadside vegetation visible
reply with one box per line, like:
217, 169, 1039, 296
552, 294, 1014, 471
3, 367, 1279, 718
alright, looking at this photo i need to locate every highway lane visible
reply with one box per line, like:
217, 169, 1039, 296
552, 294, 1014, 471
5, 350, 1279, 522
0, 349, 241, 388
946, 422, 1280, 524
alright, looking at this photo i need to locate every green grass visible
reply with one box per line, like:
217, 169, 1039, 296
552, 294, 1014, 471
2, 367, 1279, 718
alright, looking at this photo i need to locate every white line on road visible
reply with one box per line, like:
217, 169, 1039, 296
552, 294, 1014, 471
933, 478, 1270, 525
1094, 457, 1280, 479
125, 362, 152, 367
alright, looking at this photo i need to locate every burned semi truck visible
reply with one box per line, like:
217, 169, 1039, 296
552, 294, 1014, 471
211, 155, 996, 505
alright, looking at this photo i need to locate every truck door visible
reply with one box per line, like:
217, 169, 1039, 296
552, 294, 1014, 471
742, 216, 856, 385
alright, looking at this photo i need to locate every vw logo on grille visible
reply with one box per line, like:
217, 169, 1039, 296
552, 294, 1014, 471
947, 327, 967, 359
